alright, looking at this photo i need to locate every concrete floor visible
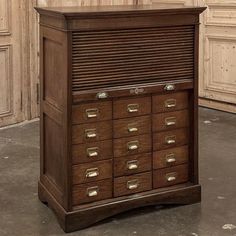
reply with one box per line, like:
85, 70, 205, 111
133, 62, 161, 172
0, 107, 236, 236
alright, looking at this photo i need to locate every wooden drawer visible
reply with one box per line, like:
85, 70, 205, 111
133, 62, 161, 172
72, 140, 112, 164
114, 134, 151, 158
72, 101, 112, 124
114, 172, 152, 197
72, 121, 112, 144
114, 153, 152, 177
153, 128, 189, 151
153, 164, 189, 188
152, 91, 189, 113
113, 115, 151, 138
113, 96, 151, 119
153, 145, 189, 169
72, 160, 112, 184
72, 179, 112, 205
152, 110, 189, 132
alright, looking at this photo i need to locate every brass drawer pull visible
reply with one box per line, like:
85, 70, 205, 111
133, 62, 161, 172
86, 168, 99, 178
165, 117, 176, 126
127, 179, 139, 190
87, 147, 99, 158
127, 160, 139, 170
97, 92, 108, 99
127, 104, 139, 113
166, 153, 176, 163
85, 129, 97, 139
87, 186, 99, 197
165, 99, 176, 108
127, 140, 139, 151
128, 123, 138, 133
166, 172, 177, 182
164, 84, 175, 91
86, 108, 98, 118
165, 135, 176, 145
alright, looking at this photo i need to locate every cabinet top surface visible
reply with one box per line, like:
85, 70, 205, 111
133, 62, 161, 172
35, 5, 206, 17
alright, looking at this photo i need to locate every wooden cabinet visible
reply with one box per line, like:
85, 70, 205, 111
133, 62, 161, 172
36, 5, 206, 232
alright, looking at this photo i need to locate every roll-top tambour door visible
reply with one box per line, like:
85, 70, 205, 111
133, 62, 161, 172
72, 25, 195, 92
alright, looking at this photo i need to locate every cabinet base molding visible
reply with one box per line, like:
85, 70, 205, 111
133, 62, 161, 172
38, 181, 201, 233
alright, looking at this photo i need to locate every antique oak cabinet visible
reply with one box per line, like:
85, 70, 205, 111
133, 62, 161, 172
36, 5, 206, 232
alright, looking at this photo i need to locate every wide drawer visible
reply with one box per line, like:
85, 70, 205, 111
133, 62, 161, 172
153, 164, 189, 188
72, 101, 112, 124
113, 134, 151, 158
72, 179, 112, 205
114, 153, 152, 177
72, 140, 113, 164
113, 96, 151, 119
153, 145, 189, 169
153, 128, 189, 151
72, 121, 112, 144
152, 91, 189, 113
114, 172, 152, 197
152, 110, 189, 132
113, 115, 151, 138
72, 159, 112, 184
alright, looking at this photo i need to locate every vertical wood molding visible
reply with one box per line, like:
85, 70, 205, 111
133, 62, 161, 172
0, 0, 11, 35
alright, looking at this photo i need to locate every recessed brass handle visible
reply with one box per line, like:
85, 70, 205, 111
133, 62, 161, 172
166, 172, 177, 182
127, 160, 139, 170
86, 168, 99, 178
127, 140, 139, 151
165, 117, 176, 126
85, 129, 97, 139
87, 186, 99, 197
127, 179, 139, 190
97, 92, 108, 99
165, 99, 176, 108
87, 147, 99, 158
128, 123, 138, 133
165, 135, 176, 145
127, 104, 139, 113
164, 84, 175, 91
166, 153, 176, 163
86, 108, 98, 118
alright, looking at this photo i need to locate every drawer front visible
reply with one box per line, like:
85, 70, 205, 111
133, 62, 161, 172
152, 91, 188, 113
153, 145, 189, 169
113, 96, 151, 119
152, 110, 189, 132
114, 172, 152, 197
72, 179, 112, 205
72, 140, 113, 164
153, 128, 189, 151
114, 153, 152, 177
72, 160, 112, 184
153, 164, 189, 188
72, 101, 112, 124
72, 121, 112, 144
114, 134, 151, 158
113, 115, 151, 138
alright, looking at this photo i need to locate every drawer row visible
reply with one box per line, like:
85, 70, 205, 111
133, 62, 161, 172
72, 164, 189, 206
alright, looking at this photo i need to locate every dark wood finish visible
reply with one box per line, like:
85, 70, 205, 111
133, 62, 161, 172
153, 164, 189, 188
36, 5, 205, 232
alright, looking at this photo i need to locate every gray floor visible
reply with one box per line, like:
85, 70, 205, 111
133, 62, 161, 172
0, 107, 236, 236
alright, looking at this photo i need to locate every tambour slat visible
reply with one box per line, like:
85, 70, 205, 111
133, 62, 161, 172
72, 25, 195, 92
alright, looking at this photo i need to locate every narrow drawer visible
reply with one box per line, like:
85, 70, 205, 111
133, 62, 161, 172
72, 121, 112, 144
113, 115, 151, 138
72, 140, 112, 164
152, 110, 189, 132
153, 164, 189, 188
113, 96, 151, 119
153, 145, 189, 169
72, 101, 112, 124
152, 91, 188, 113
114, 134, 151, 158
72, 160, 112, 185
114, 153, 152, 177
153, 128, 189, 151
72, 179, 112, 205
114, 172, 152, 197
